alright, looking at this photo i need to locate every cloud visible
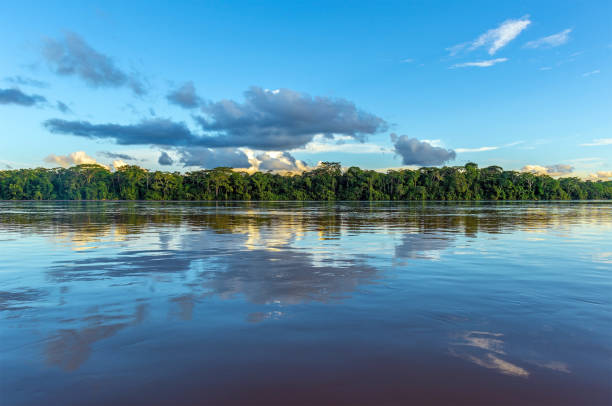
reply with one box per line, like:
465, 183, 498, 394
44, 151, 107, 168
97, 151, 138, 161
521, 164, 574, 177
587, 171, 612, 181
44, 118, 200, 146
179, 147, 251, 169
45, 87, 387, 152
580, 138, 612, 146
56, 101, 71, 113
4, 76, 49, 88
582, 70, 600, 77
254, 151, 308, 172
455, 141, 522, 153
391, 134, 456, 166
158, 151, 174, 166
456, 146, 499, 153
0, 87, 46, 106
167, 81, 202, 108
449, 16, 531, 56
195, 86, 387, 150
42, 32, 145, 95
112, 159, 127, 169
451, 58, 508, 68
525, 29, 572, 48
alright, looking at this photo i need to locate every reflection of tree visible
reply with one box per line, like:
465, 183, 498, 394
1, 202, 608, 244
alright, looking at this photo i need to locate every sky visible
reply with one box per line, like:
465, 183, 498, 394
1, 0, 611, 180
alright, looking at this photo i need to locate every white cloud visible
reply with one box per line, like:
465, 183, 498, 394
448, 16, 531, 56
455, 141, 522, 153
521, 164, 574, 177
239, 149, 310, 174
112, 159, 128, 169
44, 151, 109, 169
587, 171, 612, 181
582, 70, 600, 77
400, 58, 414, 63
456, 146, 499, 153
292, 134, 386, 154
525, 29, 572, 48
451, 58, 508, 68
580, 138, 612, 146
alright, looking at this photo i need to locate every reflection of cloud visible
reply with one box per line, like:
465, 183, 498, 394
395, 234, 451, 260
451, 331, 529, 378
45, 303, 148, 371
203, 248, 378, 305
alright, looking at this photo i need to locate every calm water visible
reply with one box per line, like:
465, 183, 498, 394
0, 201, 611, 406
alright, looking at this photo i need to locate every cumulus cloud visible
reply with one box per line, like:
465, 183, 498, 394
44, 87, 387, 151
112, 159, 128, 169
448, 16, 531, 56
580, 138, 612, 146
0, 88, 46, 106
44, 151, 107, 168
158, 151, 174, 166
587, 171, 612, 181
42, 32, 145, 95
4, 76, 49, 88
195, 86, 387, 150
521, 164, 574, 177
97, 151, 138, 161
167, 81, 202, 108
525, 29, 572, 49
255, 151, 308, 172
391, 134, 456, 166
451, 58, 508, 68
179, 147, 251, 169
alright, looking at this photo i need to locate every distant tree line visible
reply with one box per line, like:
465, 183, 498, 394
1, 162, 610, 200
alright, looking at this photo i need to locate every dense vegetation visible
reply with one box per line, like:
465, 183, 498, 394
1, 162, 610, 200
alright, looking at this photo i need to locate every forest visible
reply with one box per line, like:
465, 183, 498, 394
1, 162, 610, 201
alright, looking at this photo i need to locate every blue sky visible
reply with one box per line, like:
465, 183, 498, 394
1, 0, 610, 179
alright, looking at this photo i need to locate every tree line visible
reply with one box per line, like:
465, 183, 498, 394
1, 162, 610, 200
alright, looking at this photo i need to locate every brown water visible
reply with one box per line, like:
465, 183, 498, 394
0, 201, 611, 405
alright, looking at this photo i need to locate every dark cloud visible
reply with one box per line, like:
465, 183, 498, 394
44, 86, 386, 151
0, 87, 46, 106
167, 81, 201, 108
97, 151, 138, 161
391, 134, 456, 166
195, 86, 387, 150
158, 151, 174, 166
42, 32, 145, 95
4, 76, 49, 88
179, 147, 250, 169
44, 118, 199, 146
56, 101, 71, 113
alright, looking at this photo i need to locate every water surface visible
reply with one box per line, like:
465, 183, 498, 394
1, 202, 611, 405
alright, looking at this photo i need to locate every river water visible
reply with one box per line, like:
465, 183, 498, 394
0, 201, 610, 405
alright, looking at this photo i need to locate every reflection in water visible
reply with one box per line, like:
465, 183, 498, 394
450, 331, 529, 378
0, 202, 611, 406
395, 234, 451, 260
45, 303, 149, 371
